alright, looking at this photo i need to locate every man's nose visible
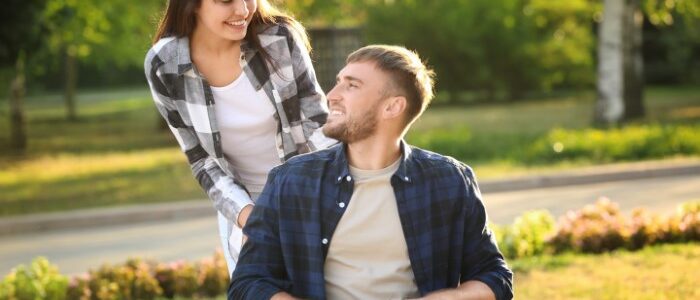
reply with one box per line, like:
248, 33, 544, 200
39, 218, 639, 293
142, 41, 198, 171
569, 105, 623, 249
327, 84, 341, 103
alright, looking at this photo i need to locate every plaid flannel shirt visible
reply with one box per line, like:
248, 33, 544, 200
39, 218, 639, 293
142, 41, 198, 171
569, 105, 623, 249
144, 24, 336, 224
229, 142, 514, 300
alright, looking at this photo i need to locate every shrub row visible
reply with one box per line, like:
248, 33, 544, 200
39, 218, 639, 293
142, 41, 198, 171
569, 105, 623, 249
526, 124, 700, 163
1, 250, 229, 300
409, 124, 700, 165
3, 200, 698, 299
493, 199, 700, 259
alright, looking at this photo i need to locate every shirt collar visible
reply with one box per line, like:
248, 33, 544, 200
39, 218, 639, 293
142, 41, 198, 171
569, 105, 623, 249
175, 36, 254, 75
331, 140, 414, 185
176, 36, 193, 75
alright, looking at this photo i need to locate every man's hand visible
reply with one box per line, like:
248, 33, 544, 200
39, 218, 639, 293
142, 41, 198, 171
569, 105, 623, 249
410, 280, 496, 300
270, 292, 299, 300
237, 204, 254, 228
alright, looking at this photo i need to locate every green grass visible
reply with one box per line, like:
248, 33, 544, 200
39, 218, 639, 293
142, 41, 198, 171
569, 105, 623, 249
407, 85, 700, 176
0, 88, 204, 216
513, 243, 700, 299
0, 86, 698, 216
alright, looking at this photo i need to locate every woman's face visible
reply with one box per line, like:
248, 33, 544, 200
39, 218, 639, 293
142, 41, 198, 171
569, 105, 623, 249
196, 0, 258, 42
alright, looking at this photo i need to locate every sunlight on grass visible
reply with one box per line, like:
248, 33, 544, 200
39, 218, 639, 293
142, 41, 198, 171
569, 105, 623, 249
0, 148, 186, 185
0, 86, 697, 216
514, 243, 700, 299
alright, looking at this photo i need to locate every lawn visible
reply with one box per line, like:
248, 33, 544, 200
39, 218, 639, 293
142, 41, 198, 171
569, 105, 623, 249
0, 86, 698, 216
513, 243, 700, 299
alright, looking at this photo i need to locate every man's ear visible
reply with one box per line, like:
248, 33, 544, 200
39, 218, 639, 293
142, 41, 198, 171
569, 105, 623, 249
382, 96, 407, 120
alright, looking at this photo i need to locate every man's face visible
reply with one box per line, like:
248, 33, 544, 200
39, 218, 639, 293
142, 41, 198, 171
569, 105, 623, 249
323, 61, 392, 143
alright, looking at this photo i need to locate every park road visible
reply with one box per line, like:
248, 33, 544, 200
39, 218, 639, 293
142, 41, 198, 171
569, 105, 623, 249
1, 173, 699, 276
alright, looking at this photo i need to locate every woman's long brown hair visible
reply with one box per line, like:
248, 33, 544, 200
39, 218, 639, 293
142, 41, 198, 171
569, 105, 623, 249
152, 0, 310, 68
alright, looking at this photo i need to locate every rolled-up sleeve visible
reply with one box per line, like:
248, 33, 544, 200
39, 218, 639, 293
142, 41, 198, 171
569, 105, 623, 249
460, 167, 514, 300
229, 167, 291, 299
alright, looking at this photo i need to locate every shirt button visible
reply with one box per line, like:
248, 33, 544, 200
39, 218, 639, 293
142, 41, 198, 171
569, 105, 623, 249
345, 175, 352, 182
322, 238, 329, 245
337, 176, 342, 182
338, 202, 346, 208
404, 176, 410, 181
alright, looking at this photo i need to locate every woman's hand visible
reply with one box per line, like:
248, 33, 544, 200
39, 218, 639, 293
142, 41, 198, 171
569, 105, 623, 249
237, 204, 254, 228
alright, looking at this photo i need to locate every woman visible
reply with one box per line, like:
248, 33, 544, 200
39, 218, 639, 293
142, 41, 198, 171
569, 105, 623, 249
144, 0, 335, 274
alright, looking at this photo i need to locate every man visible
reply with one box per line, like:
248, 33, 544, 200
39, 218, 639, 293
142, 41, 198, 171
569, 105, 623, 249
229, 45, 513, 300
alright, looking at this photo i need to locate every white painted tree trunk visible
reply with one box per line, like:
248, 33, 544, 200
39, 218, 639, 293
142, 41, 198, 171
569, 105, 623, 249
595, 0, 626, 126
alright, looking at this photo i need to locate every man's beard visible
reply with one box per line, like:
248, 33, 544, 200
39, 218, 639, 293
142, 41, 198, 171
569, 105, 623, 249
322, 106, 379, 143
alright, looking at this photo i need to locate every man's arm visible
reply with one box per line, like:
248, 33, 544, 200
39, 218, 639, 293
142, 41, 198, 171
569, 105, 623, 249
228, 167, 292, 300
435, 166, 514, 300
416, 280, 496, 300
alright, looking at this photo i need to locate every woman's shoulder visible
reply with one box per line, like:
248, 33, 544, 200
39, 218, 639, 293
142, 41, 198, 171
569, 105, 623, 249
257, 20, 307, 45
145, 36, 180, 65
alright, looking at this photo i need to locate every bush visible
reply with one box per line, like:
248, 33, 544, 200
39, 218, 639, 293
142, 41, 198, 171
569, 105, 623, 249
628, 208, 666, 250
549, 198, 630, 253
493, 210, 556, 259
526, 124, 700, 164
197, 249, 230, 297
0, 257, 68, 300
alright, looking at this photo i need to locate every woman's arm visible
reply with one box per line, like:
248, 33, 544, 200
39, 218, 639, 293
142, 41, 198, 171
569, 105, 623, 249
286, 26, 338, 151
144, 48, 253, 226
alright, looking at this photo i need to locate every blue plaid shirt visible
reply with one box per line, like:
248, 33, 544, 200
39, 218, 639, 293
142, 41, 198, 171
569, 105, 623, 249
229, 142, 513, 300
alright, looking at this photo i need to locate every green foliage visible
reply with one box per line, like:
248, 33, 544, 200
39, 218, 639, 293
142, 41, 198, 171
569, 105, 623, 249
39, 0, 161, 65
493, 210, 557, 259
550, 198, 631, 253
492, 199, 700, 259
274, 0, 371, 26
526, 124, 700, 163
0, 0, 47, 67
547, 199, 700, 254
197, 250, 230, 298
365, 0, 595, 101
408, 123, 700, 166
0, 257, 68, 300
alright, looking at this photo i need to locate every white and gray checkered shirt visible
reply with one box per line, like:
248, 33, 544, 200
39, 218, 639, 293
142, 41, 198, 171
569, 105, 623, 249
144, 23, 336, 224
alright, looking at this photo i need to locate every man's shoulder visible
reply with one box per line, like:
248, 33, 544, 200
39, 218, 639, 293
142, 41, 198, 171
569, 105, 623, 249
409, 146, 476, 180
273, 144, 341, 176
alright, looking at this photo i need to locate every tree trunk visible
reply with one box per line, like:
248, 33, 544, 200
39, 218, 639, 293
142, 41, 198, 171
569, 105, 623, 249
65, 49, 78, 121
9, 52, 27, 152
623, 0, 645, 120
594, 0, 626, 127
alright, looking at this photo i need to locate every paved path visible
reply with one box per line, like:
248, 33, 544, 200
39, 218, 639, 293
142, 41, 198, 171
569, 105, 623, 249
484, 174, 700, 224
2, 174, 699, 276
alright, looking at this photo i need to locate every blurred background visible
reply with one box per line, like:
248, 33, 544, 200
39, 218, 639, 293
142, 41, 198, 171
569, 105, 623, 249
1, 0, 699, 299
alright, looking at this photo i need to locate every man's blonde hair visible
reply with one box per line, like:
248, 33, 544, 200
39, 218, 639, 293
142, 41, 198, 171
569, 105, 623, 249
347, 45, 435, 125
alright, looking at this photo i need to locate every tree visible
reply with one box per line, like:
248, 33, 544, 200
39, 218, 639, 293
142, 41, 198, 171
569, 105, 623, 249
40, 0, 162, 121
1, 0, 47, 152
595, 0, 700, 125
364, 0, 596, 102
594, 0, 626, 126
273, 0, 369, 27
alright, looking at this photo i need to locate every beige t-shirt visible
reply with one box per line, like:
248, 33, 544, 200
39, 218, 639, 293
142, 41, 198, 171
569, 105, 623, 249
324, 158, 419, 300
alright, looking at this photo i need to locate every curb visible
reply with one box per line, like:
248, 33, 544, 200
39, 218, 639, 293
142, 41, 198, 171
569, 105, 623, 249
2, 159, 699, 236
0, 201, 214, 236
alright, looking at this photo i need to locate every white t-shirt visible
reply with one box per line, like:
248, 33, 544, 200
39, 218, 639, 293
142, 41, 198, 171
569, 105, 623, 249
324, 158, 420, 299
211, 72, 280, 194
